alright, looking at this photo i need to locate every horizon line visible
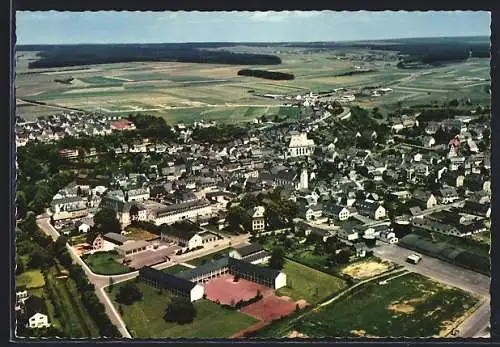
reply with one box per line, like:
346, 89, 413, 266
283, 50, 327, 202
16, 34, 490, 46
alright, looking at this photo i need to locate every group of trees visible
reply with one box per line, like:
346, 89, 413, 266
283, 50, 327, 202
235, 190, 298, 232
91, 207, 122, 235
237, 69, 294, 80
268, 247, 286, 270
191, 124, 248, 144
16, 212, 120, 338
226, 205, 252, 234
126, 114, 175, 140
16, 145, 121, 338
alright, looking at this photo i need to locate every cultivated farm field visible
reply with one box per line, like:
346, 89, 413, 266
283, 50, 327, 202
16, 47, 490, 123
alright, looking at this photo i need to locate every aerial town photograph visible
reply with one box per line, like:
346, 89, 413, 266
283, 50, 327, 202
14, 10, 491, 340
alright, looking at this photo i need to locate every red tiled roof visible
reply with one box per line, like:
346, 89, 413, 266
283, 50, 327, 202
111, 120, 133, 129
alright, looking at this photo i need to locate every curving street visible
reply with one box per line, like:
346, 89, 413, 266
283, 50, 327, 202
36, 215, 250, 338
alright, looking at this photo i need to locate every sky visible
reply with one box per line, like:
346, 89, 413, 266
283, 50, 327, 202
16, 11, 491, 45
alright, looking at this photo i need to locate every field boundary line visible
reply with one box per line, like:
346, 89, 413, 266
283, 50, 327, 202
441, 298, 486, 337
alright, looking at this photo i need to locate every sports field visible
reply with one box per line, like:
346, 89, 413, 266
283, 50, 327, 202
256, 272, 480, 338
204, 274, 273, 305
241, 295, 298, 322
110, 281, 258, 338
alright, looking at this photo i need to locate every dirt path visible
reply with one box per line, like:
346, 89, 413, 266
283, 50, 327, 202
231, 321, 269, 338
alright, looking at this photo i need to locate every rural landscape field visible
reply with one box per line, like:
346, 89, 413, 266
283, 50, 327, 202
16, 40, 490, 123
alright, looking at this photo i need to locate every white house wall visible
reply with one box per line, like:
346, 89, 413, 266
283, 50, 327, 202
274, 272, 287, 289
190, 284, 205, 302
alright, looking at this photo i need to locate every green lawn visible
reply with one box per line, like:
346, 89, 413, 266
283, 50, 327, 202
288, 251, 330, 273
259, 272, 479, 338
16, 269, 45, 289
162, 264, 190, 275
186, 247, 235, 267
276, 260, 347, 305
83, 251, 131, 275
111, 281, 257, 338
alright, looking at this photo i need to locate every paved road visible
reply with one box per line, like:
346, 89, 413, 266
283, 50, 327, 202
372, 243, 489, 297
372, 243, 490, 338
456, 298, 490, 338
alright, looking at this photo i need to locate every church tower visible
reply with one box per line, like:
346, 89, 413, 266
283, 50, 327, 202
299, 167, 309, 191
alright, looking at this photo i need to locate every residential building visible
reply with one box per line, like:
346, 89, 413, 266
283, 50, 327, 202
103, 232, 128, 246
161, 229, 217, 249
229, 243, 270, 264
126, 187, 150, 202
325, 204, 350, 221
411, 190, 437, 209
86, 233, 104, 250
23, 296, 50, 329
354, 200, 386, 220
437, 187, 460, 204
50, 196, 88, 221
298, 203, 323, 221
248, 206, 266, 232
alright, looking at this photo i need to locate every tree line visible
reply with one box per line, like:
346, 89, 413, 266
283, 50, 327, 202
16, 213, 121, 338
24, 44, 282, 69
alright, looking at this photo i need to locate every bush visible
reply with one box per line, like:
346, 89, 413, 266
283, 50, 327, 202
115, 283, 143, 305
164, 298, 197, 325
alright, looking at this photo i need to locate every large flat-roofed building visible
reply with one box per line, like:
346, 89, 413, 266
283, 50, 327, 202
149, 200, 213, 226
178, 256, 286, 290
161, 229, 218, 249
116, 240, 151, 258
50, 196, 88, 221
139, 267, 204, 302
